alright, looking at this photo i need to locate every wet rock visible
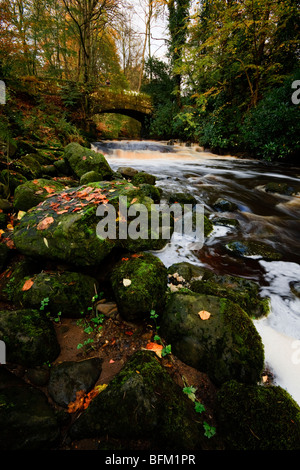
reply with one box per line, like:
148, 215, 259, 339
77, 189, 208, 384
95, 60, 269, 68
217, 380, 300, 450
64, 142, 113, 180
226, 240, 282, 260
117, 166, 139, 179
290, 281, 300, 298
159, 292, 264, 386
265, 182, 298, 196
69, 350, 215, 450
139, 183, 162, 202
13, 178, 66, 211
0, 257, 41, 302
0, 309, 60, 367
213, 198, 238, 212
111, 252, 168, 322
0, 243, 10, 271
26, 365, 50, 386
168, 192, 197, 206
212, 216, 239, 228
0, 368, 60, 450
13, 270, 98, 318
48, 357, 102, 408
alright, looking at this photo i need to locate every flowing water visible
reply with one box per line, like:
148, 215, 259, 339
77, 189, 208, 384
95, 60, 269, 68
92, 140, 300, 404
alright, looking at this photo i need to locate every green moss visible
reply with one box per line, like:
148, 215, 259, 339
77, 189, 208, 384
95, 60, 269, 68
190, 272, 270, 319
111, 252, 168, 321
131, 171, 156, 186
217, 380, 300, 450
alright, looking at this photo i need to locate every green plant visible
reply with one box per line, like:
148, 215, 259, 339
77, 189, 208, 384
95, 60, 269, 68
182, 382, 216, 439
40, 297, 50, 311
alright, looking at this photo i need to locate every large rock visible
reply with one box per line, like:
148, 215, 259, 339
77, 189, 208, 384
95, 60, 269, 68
13, 181, 168, 266
226, 240, 282, 260
13, 270, 98, 318
0, 309, 60, 367
159, 291, 264, 386
69, 350, 216, 450
64, 142, 114, 180
13, 178, 66, 211
217, 380, 300, 450
48, 358, 102, 407
110, 252, 168, 321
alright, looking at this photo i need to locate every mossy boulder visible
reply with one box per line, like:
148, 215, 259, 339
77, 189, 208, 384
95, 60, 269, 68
168, 192, 197, 206
0, 309, 60, 367
0, 368, 60, 450
159, 292, 264, 386
217, 380, 300, 450
226, 240, 282, 260
190, 272, 270, 319
64, 142, 113, 180
139, 183, 162, 203
13, 271, 98, 318
131, 171, 156, 186
11, 153, 44, 179
0, 257, 41, 302
13, 181, 169, 267
13, 178, 66, 211
110, 252, 168, 322
69, 350, 214, 450
79, 170, 104, 185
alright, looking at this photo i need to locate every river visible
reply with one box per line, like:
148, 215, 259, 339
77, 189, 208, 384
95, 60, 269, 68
92, 139, 300, 405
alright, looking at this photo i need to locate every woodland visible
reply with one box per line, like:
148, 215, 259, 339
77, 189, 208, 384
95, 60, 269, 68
0, 0, 299, 161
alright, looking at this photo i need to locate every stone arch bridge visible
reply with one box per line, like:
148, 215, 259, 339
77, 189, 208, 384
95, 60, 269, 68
89, 88, 153, 125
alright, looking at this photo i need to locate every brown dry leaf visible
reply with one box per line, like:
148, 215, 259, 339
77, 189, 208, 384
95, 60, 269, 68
198, 310, 211, 320
130, 197, 137, 204
44, 186, 55, 194
22, 278, 34, 291
37, 216, 54, 230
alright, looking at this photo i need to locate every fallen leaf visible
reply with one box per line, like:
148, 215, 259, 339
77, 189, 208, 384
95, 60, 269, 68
198, 310, 211, 320
145, 342, 163, 357
109, 359, 115, 363
17, 211, 26, 220
22, 278, 34, 291
44, 186, 55, 194
37, 216, 54, 230
123, 278, 131, 287
130, 197, 137, 204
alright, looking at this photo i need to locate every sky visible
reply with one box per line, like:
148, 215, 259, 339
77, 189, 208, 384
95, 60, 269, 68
129, 0, 169, 60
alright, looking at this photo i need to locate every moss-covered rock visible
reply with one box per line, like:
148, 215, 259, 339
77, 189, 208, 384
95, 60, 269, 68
69, 350, 215, 450
190, 272, 270, 319
11, 153, 44, 179
0, 257, 41, 302
139, 183, 162, 203
13, 270, 98, 318
217, 380, 300, 450
226, 240, 282, 260
0, 368, 60, 450
13, 178, 66, 211
64, 142, 113, 180
131, 171, 156, 186
111, 252, 168, 322
0, 309, 60, 367
168, 191, 197, 206
13, 181, 169, 266
80, 170, 104, 185
159, 291, 264, 386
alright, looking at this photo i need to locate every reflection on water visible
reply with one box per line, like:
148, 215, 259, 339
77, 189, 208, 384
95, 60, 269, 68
92, 140, 300, 404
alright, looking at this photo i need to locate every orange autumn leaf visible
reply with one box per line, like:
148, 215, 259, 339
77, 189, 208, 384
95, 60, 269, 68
67, 388, 101, 413
37, 216, 54, 230
44, 186, 55, 194
198, 310, 211, 320
22, 278, 34, 291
